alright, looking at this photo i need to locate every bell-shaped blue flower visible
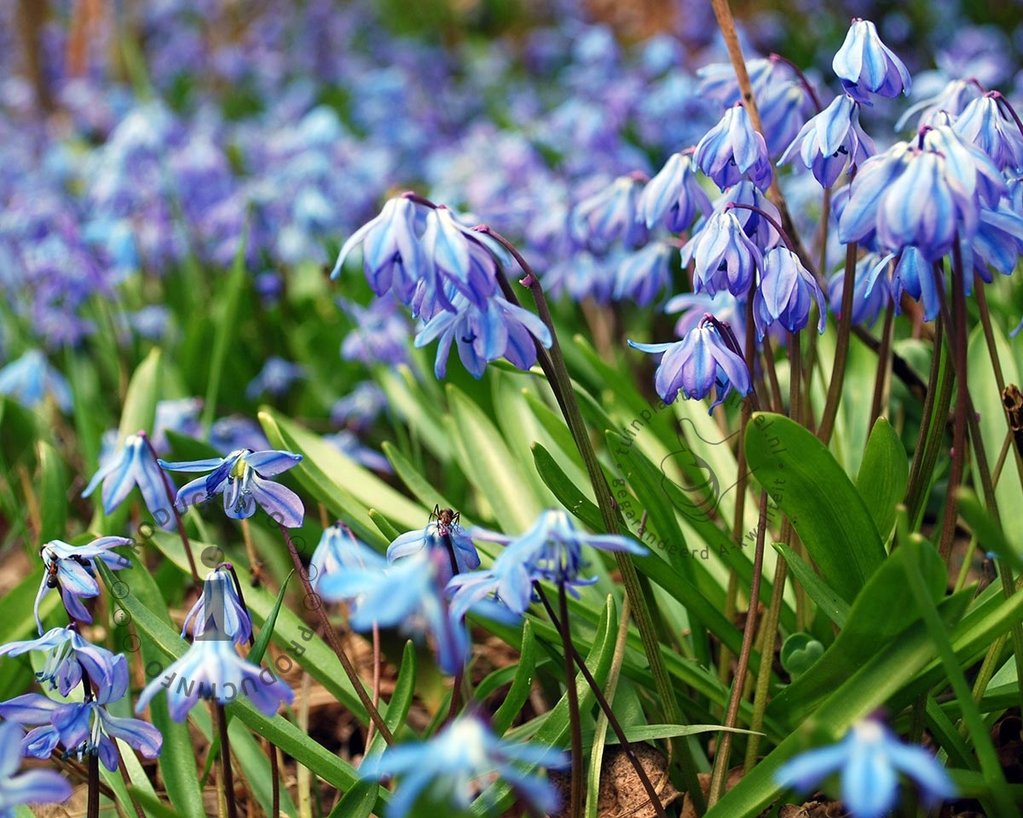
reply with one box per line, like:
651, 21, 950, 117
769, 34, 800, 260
360, 714, 567, 818
695, 103, 773, 191
639, 152, 712, 232
827, 253, 890, 328
183, 567, 252, 647
832, 18, 911, 103
0, 351, 72, 413
754, 248, 827, 338
713, 181, 783, 248
775, 718, 956, 818
953, 93, 1023, 172
388, 521, 480, 576
82, 432, 175, 529
569, 174, 648, 254
0, 719, 71, 814
681, 210, 762, 297
35, 538, 132, 631
160, 448, 304, 528
0, 627, 126, 697
629, 317, 752, 409
780, 94, 876, 188
309, 523, 387, 592
414, 292, 552, 380
612, 242, 672, 307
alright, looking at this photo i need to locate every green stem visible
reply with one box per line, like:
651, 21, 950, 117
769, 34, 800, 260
869, 299, 895, 428
216, 704, 239, 818
559, 581, 584, 818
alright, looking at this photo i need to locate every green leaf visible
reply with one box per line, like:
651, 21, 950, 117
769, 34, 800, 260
855, 417, 908, 542
531, 443, 602, 530
596, 723, 763, 747
773, 543, 850, 628
779, 633, 825, 680
327, 780, 377, 818
250, 570, 295, 664
745, 412, 885, 602
117, 348, 163, 443
957, 489, 1023, 572
36, 441, 67, 545
493, 620, 538, 735
382, 442, 461, 516
369, 508, 405, 543
202, 230, 248, 430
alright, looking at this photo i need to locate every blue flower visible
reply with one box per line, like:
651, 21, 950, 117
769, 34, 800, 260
779, 95, 876, 188
330, 383, 387, 431
666, 289, 747, 352
681, 210, 762, 297
612, 242, 672, 307
827, 253, 890, 328
183, 567, 252, 646
388, 519, 481, 576
208, 417, 271, 456
360, 714, 567, 818
832, 18, 911, 103
953, 93, 1023, 172
0, 351, 72, 413
713, 181, 783, 248
309, 523, 387, 592
339, 295, 412, 367
82, 432, 176, 529
160, 448, 304, 528
135, 639, 293, 722
245, 357, 305, 399
775, 719, 956, 818
695, 103, 773, 191
151, 398, 202, 455
638, 152, 712, 232
0, 627, 127, 697
35, 538, 132, 631
422, 206, 498, 308
754, 248, 827, 338
569, 174, 648, 254
317, 550, 469, 675
0, 719, 71, 816
629, 318, 751, 408
414, 292, 552, 380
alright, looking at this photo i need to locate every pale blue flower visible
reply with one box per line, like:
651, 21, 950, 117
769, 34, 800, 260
681, 210, 762, 297
246, 357, 305, 399
613, 242, 672, 307
638, 152, 712, 232
953, 93, 1023, 172
388, 520, 480, 576
35, 538, 132, 631
0, 351, 72, 413
0, 719, 71, 817
779, 94, 876, 188
832, 18, 912, 103
183, 567, 252, 646
569, 174, 648, 254
0, 627, 127, 697
82, 432, 175, 528
776, 719, 955, 818
695, 103, 773, 191
754, 248, 826, 338
309, 523, 387, 592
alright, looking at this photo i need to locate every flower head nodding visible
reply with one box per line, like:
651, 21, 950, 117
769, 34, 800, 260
0, 627, 126, 697
681, 210, 762, 297
183, 567, 252, 646
309, 523, 387, 592
832, 18, 911, 103
569, 174, 648, 255
35, 538, 132, 631
779, 94, 876, 188
695, 104, 773, 192
0, 719, 72, 814
639, 152, 712, 233
775, 718, 955, 818
82, 432, 175, 529
754, 248, 827, 338
953, 93, 1023, 172
160, 448, 304, 528
388, 518, 481, 577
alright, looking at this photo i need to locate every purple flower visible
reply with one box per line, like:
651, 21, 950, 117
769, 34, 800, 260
414, 293, 552, 380
183, 567, 252, 647
695, 104, 773, 191
208, 416, 271, 455
681, 210, 762, 297
0, 720, 71, 815
629, 317, 751, 408
330, 383, 387, 431
160, 448, 304, 528
569, 174, 648, 254
359, 714, 567, 818
0, 627, 127, 697
638, 152, 712, 233
82, 432, 175, 528
613, 242, 672, 307
754, 248, 827, 337
0, 351, 72, 412
779, 95, 876, 188
152, 398, 203, 455
245, 357, 305, 399
339, 295, 411, 367
827, 253, 890, 328
832, 18, 912, 103
776, 718, 955, 818
953, 93, 1023, 172
35, 538, 132, 631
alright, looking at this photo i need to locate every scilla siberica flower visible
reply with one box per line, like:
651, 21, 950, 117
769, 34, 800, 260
0, 665, 161, 772
82, 432, 175, 529
0, 627, 125, 697
612, 241, 672, 306
35, 538, 132, 631
159, 448, 304, 528
695, 103, 773, 192
136, 568, 293, 721
569, 174, 648, 255
360, 713, 567, 818
639, 152, 712, 233
388, 517, 481, 576
0, 351, 72, 412
828, 253, 890, 328
754, 248, 827, 338
309, 523, 387, 592
775, 718, 955, 818
629, 316, 752, 408
832, 19, 911, 103
414, 291, 552, 379
681, 210, 762, 297
779, 94, 876, 188
0, 720, 71, 815
952, 92, 1023, 172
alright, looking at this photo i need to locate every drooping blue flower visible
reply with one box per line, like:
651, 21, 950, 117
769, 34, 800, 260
896, 79, 983, 132
359, 714, 567, 818
754, 248, 827, 338
827, 253, 890, 328
135, 638, 293, 722
666, 290, 747, 352
160, 448, 304, 528
0, 719, 71, 816
832, 18, 912, 103
309, 523, 387, 592
35, 538, 132, 631
422, 206, 498, 308
863, 248, 942, 321
317, 550, 470, 675
638, 152, 712, 233
388, 518, 481, 576
569, 174, 648, 254
82, 432, 175, 528
779, 94, 876, 188
695, 104, 773, 192
183, 567, 252, 647
681, 210, 762, 297
245, 357, 305, 399
414, 292, 552, 380
0, 351, 72, 413
612, 242, 672, 306
713, 181, 783, 248
339, 295, 412, 367
953, 93, 1023, 172
629, 317, 752, 408
775, 718, 956, 818
0, 627, 127, 697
